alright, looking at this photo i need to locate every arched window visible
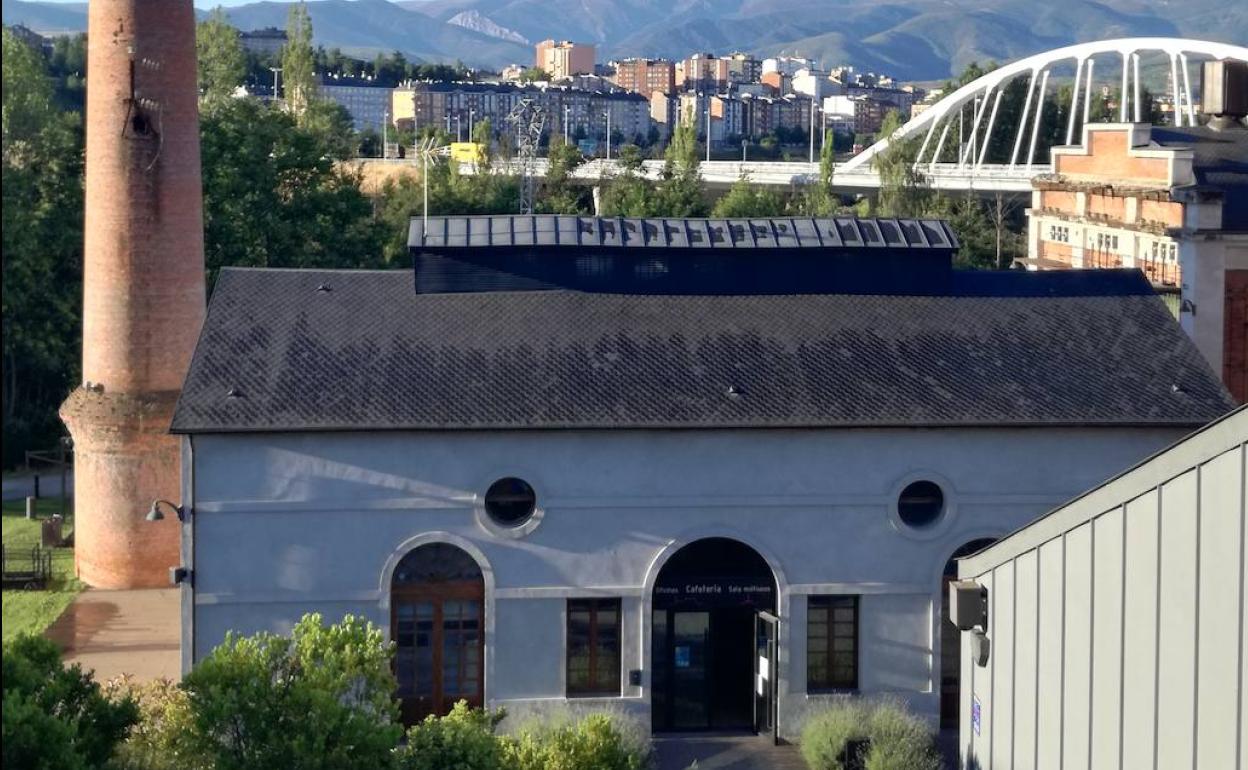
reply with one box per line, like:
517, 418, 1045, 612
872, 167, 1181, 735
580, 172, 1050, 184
390, 543, 484, 724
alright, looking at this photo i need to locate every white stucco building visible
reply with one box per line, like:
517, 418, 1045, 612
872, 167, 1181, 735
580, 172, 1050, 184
170, 215, 1233, 739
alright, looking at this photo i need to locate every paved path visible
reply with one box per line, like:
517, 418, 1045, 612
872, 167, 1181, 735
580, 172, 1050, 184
44, 588, 179, 682
653, 733, 806, 770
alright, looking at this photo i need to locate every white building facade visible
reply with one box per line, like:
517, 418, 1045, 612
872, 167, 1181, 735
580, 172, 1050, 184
172, 216, 1234, 738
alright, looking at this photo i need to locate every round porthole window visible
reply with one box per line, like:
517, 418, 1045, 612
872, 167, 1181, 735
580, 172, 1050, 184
897, 480, 945, 529
484, 477, 537, 528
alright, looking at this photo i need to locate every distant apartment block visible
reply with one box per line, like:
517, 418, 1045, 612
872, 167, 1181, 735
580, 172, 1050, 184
239, 27, 286, 57
392, 82, 651, 144
611, 58, 676, 96
535, 39, 596, 79
1025, 120, 1248, 400
676, 52, 760, 91
320, 80, 391, 131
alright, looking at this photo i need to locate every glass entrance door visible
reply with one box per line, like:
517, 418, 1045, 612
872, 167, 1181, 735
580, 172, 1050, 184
652, 609, 712, 731
754, 611, 778, 740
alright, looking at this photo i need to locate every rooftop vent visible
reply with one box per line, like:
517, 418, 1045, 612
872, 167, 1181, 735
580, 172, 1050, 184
1201, 60, 1248, 124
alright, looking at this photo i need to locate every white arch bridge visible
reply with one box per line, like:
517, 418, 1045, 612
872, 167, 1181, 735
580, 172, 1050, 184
449, 38, 1248, 195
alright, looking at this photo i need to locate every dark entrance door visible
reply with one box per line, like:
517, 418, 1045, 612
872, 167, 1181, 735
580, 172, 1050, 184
651, 538, 777, 733
390, 543, 484, 724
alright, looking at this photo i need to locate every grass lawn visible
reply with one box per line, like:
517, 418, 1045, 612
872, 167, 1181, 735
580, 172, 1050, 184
2, 497, 80, 643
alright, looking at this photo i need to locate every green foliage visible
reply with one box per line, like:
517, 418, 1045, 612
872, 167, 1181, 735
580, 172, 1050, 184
281, 2, 317, 118
873, 109, 936, 218
503, 709, 650, 770
712, 175, 785, 218
2, 27, 83, 466
539, 137, 589, 214
2, 634, 139, 770
108, 677, 208, 770
518, 68, 552, 83
199, 97, 383, 281
377, 160, 519, 261
799, 698, 940, 770
180, 614, 402, 770
397, 701, 507, 770
196, 8, 246, 102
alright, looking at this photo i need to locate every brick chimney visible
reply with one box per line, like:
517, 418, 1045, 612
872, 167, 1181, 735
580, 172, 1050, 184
60, 0, 206, 588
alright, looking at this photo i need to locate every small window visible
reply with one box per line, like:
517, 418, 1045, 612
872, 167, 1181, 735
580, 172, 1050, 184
566, 598, 621, 697
897, 480, 944, 529
807, 595, 859, 691
484, 477, 536, 527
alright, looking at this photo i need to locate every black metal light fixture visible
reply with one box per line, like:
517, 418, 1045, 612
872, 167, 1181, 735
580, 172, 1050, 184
145, 499, 187, 522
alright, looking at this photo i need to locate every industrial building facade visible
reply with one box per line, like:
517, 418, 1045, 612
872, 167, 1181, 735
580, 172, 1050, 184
171, 216, 1233, 737
956, 406, 1247, 769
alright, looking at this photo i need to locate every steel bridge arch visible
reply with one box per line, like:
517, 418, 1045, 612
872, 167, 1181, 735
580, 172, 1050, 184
839, 38, 1248, 174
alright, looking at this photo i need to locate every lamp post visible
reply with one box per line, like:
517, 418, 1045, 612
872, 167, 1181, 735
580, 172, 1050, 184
742, 138, 748, 162
469, 108, 475, 140
382, 108, 388, 159
456, 113, 462, 142
706, 105, 712, 162
604, 109, 611, 160
809, 97, 817, 163
269, 66, 282, 103
564, 105, 570, 144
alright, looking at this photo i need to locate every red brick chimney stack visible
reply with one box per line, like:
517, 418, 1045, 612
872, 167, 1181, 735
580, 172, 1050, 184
61, 0, 206, 588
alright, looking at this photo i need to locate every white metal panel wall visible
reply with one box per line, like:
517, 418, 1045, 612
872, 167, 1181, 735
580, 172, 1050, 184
960, 411, 1247, 769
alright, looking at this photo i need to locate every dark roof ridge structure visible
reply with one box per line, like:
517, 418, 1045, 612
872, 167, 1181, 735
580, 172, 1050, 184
172, 265, 1234, 434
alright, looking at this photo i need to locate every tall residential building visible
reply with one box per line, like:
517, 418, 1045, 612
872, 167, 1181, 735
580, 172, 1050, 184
676, 53, 727, 91
1024, 120, 1248, 401
611, 58, 676, 96
535, 39, 596, 79
320, 80, 392, 131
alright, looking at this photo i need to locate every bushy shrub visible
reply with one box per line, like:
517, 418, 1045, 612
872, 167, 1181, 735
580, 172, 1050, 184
180, 613, 402, 770
106, 676, 207, 770
2, 633, 139, 769
800, 698, 871, 770
800, 698, 940, 770
502, 705, 650, 770
396, 700, 507, 770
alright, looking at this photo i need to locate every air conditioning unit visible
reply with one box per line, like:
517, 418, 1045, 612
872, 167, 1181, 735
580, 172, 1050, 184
1201, 60, 1248, 118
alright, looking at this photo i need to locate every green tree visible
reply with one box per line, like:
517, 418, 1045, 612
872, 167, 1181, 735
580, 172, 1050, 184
873, 109, 936, 218
518, 67, 551, 83
196, 8, 246, 102
2, 27, 84, 466
655, 112, 706, 217
2, 634, 140, 769
181, 614, 402, 770
199, 97, 383, 281
281, 2, 317, 119
797, 130, 840, 215
712, 174, 785, 218
538, 137, 588, 214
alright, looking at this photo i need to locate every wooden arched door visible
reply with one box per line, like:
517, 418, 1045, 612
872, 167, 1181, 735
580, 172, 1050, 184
390, 543, 484, 724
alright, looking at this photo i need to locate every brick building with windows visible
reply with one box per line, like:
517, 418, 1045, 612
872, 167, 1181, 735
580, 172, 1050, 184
610, 58, 676, 96
1024, 121, 1248, 401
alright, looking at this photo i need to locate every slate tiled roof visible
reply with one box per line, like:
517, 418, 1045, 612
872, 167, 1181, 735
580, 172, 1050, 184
170, 267, 1234, 434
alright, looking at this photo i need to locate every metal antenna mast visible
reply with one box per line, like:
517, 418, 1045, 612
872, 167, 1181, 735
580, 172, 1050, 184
507, 98, 546, 214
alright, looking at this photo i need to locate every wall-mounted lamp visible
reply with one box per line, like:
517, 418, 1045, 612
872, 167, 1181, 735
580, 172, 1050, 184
169, 566, 191, 586
146, 499, 187, 522
1180, 298, 1196, 315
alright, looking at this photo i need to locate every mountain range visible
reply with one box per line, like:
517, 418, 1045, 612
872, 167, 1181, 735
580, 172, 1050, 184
4, 0, 1245, 80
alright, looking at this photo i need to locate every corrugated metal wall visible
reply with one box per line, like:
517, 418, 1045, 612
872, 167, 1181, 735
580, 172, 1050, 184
958, 408, 1247, 769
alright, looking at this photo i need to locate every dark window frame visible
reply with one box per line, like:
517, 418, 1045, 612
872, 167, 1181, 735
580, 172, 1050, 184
806, 595, 860, 693
566, 598, 622, 698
